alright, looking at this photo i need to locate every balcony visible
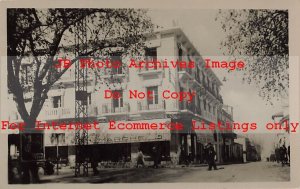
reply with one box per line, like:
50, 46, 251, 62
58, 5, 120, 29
41, 105, 97, 120
178, 67, 194, 80
137, 100, 165, 112
100, 68, 126, 79
202, 110, 217, 123
100, 103, 130, 115
56, 68, 94, 82
179, 101, 195, 113
43, 107, 73, 120
138, 67, 163, 76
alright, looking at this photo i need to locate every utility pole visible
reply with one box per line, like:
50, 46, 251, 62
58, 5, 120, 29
74, 14, 89, 177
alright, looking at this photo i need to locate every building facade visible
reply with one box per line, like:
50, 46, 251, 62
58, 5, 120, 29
8, 27, 233, 166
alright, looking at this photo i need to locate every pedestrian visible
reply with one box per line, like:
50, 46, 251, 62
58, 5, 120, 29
179, 145, 189, 166
136, 148, 145, 168
152, 146, 159, 168
279, 145, 287, 166
44, 158, 54, 175
179, 145, 185, 165
91, 158, 99, 175
288, 145, 290, 164
206, 143, 217, 171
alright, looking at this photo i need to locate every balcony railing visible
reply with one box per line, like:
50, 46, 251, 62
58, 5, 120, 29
43, 107, 73, 120
100, 103, 130, 114
138, 66, 163, 74
179, 101, 195, 112
41, 105, 97, 120
202, 110, 217, 123
137, 100, 165, 111
100, 68, 125, 78
178, 67, 193, 77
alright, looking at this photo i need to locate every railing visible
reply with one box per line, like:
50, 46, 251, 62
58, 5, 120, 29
138, 66, 163, 73
100, 68, 126, 78
178, 67, 193, 76
43, 107, 73, 119
137, 100, 165, 111
179, 101, 195, 112
42, 105, 96, 120
100, 103, 130, 114
202, 110, 217, 123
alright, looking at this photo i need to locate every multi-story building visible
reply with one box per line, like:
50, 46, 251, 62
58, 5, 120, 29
271, 98, 290, 149
8, 27, 227, 166
218, 105, 238, 163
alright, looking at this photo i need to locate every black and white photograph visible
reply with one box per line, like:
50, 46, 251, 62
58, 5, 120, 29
1, 1, 296, 186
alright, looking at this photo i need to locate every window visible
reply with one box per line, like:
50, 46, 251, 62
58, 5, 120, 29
83, 93, 92, 105
145, 48, 157, 70
111, 53, 123, 74
87, 93, 91, 105
53, 96, 62, 108
112, 90, 123, 108
178, 47, 183, 61
147, 86, 158, 105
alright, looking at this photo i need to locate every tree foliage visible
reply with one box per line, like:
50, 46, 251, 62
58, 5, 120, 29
7, 8, 154, 126
217, 9, 288, 103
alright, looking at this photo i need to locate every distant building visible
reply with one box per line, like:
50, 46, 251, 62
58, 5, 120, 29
218, 105, 240, 163
271, 98, 289, 150
235, 135, 261, 162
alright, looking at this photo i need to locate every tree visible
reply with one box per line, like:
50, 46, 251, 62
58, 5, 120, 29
7, 8, 154, 183
217, 10, 288, 103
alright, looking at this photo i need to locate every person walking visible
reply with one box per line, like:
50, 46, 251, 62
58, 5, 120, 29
179, 145, 186, 165
288, 145, 290, 165
152, 146, 159, 168
136, 148, 145, 168
206, 143, 218, 171
279, 145, 288, 166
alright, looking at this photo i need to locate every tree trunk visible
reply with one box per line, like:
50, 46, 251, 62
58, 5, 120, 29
20, 119, 41, 184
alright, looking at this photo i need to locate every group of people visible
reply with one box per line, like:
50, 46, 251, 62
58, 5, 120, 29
278, 145, 290, 166
270, 145, 290, 166
136, 146, 159, 168
136, 143, 218, 171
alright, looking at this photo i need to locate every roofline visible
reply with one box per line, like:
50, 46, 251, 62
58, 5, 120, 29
153, 27, 223, 86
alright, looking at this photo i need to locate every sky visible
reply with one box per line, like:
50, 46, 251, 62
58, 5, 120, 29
148, 9, 287, 157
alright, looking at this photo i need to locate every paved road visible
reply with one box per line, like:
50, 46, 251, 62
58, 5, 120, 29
40, 161, 290, 183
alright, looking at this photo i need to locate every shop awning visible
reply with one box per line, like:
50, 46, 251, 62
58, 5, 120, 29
51, 118, 172, 145
222, 132, 237, 139
192, 120, 215, 144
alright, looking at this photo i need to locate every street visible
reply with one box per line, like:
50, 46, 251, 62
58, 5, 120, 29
40, 161, 290, 183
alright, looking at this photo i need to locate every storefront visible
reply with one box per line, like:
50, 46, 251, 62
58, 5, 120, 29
44, 118, 172, 165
